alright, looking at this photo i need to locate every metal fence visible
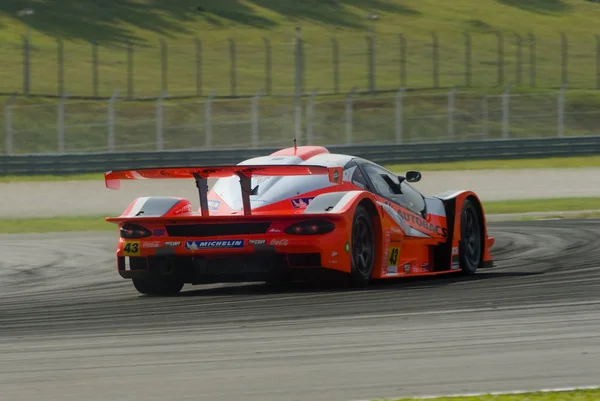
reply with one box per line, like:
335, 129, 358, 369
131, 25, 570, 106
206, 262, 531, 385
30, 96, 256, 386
2, 31, 600, 98
4, 88, 600, 155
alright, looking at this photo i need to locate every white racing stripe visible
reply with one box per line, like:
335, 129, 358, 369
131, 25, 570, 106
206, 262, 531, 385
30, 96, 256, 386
350, 385, 600, 401
124, 197, 150, 217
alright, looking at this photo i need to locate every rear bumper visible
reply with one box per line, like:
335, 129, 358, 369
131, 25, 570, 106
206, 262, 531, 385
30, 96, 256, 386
117, 248, 346, 284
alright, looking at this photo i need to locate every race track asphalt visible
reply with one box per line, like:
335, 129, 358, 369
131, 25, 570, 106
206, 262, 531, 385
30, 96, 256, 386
1, 219, 600, 401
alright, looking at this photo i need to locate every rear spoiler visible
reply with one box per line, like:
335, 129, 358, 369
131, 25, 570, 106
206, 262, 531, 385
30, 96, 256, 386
104, 165, 343, 216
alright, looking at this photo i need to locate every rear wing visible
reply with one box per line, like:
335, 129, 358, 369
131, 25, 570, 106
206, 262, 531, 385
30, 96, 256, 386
104, 165, 343, 216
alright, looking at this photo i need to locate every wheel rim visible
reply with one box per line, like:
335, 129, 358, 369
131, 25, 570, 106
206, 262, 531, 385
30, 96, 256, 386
463, 205, 482, 266
352, 215, 374, 276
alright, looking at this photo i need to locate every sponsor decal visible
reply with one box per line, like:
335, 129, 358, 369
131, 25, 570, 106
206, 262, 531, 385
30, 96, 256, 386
390, 227, 402, 234
207, 200, 221, 210
123, 241, 140, 256
270, 239, 288, 246
452, 247, 459, 256
421, 263, 429, 272
331, 251, 338, 257
268, 228, 282, 233
185, 240, 245, 250
173, 203, 193, 215
403, 263, 411, 273
248, 239, 266, 245
385, 202, 447, 237
153, 228, 166, 236
291, 197, 314, 208
143, 241, 161, 248
387, 265, 398, 275
344, 241, 350, 253
164, 241, 181, 247
452, 262, 460, 270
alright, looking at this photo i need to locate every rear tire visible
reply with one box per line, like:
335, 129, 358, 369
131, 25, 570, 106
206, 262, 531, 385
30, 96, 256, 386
459, 198, 483, 276
132, 277, 184, 296
349, 205, 376, 287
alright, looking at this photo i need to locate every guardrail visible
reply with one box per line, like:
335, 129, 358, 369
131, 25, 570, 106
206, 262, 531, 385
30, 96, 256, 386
2, 136, 600, 176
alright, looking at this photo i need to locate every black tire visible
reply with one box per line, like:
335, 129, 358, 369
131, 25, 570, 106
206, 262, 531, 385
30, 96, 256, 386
349, 205, 376, 287
459, 198, 483, 276
132, 277, 184, 296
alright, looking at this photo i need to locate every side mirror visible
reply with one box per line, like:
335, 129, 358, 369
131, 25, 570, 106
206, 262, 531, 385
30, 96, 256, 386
406, 170, 422, 183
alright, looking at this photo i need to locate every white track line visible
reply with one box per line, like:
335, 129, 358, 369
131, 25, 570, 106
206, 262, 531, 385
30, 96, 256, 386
351, 385, 600, 401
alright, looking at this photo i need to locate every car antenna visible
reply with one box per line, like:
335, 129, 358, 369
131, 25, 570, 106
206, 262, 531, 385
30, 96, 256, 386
293, 132, 297, 155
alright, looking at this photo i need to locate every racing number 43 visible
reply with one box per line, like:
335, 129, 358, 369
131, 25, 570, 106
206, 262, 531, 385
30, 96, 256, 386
123, 241, 140, 256
388, 247, 399, 266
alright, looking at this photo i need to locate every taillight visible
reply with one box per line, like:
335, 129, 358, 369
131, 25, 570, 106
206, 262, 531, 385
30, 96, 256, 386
284, 220, 335, 235
120, 223, 152, 239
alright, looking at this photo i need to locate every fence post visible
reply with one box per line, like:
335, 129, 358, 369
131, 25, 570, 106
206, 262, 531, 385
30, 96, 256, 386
502, 85, 511, 139
345, 87, 357, 145
4, 93, 17, 155
557, 85, 566, 138
395, 87, 405, 144
195, 38, 203, 97
294, 93, 302, 146
127, 41, 133, 98
228, 38, 237, 96
294, 27, 304, 97
481, 95, 489, 139
92, 41, 99, 97
205, 92, 214, 148
251, 89, 262, 148
463, 31, 471, 88
22, 35, 30, 96
306, 89, 317, 145
160, 38, 168, 95
107, 91, 119, 152
90, 41, 98, 97
561, 32, 568, 86
430, 32, 439, 88
57, 38, 64, 97
514, 33, 522, 86
366, 35, 376, 94
57, 93, 69, 153
156, 92, 165, 151
331, 38, 340, 94
447, 87, 456, 140
528, 32, 536, 88
496, 31, 504, 87
399, 33, 407, 88
597, 35, 600, 90
263, 38, 272, 96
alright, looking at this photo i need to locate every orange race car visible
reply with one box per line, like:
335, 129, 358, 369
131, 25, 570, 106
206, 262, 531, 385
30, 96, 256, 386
105, 145, 495, 296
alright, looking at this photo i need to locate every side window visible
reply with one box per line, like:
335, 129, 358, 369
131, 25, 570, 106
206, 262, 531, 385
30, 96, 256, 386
400, 181, 426, 213
343, 160, 369, 190
363, 164, 399, 196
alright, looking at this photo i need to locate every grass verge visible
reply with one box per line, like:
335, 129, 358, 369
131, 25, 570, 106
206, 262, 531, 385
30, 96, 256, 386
2, 197, 600, 234
2, 155, 600, 183
387, 388, 600, 401
483, 197, 600, 215
0, 216, 114, 234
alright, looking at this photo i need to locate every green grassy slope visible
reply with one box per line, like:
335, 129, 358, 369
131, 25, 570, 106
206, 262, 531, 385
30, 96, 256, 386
2, 0, 600, 155
1, 0, 600, 97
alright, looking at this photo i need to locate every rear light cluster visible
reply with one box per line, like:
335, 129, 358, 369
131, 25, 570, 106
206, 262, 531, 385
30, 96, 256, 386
284, 220, 335, 235
120, 223, 152, 239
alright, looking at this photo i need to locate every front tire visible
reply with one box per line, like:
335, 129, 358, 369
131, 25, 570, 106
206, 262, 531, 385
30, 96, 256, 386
132, 277, 184, 296
459, 198, 483, 276
349, 205, 376, 287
